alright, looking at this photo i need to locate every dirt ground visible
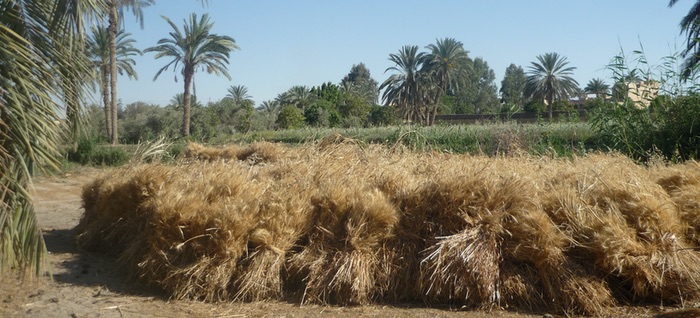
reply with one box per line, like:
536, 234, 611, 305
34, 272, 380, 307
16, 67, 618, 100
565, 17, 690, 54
0, 168, 688, 318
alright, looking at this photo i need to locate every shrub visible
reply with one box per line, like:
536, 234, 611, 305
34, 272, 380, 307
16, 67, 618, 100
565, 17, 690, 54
276, 105, 305, 129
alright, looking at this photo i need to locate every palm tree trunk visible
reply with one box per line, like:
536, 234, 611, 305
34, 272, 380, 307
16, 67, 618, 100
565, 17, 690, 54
547, 91, 553, 122
108, 2, 119, 145
101, 64, 111, 139
182, 67, 194, 136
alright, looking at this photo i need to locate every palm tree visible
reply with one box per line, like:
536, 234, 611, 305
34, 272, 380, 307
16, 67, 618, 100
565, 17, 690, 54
525, 52, 579, 120
145, 13, 239, 137
105, 0, 154, 145
584, 78, 610, 100
669, 0, 700, 78
380, 45, 429, 124
1, 0, 104, 275
169, 93, 201, 110
423, 37, 471, 125
87, 26, 141, 139
226, 85, 254, 108
279, 86, 316, 111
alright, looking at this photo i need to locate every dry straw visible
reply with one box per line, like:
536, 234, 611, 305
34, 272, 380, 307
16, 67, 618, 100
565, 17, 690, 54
76, 142, 700, 315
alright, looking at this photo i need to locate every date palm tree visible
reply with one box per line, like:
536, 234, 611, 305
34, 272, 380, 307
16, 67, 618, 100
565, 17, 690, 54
584, 78, 610, 100
226, 85, 254, 108
380, 45, 429, 124
105, 0, 154, 145
87, 26, 141, 139
278, 86, 316, 111
423, 37, 471, 125
145, 13, 239, 137
669, 0, 700, 78
525, 52, 579, 120
1, 0, 104, 275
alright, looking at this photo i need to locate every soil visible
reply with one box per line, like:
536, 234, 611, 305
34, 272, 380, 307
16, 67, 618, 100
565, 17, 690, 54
0, 167, 688, 318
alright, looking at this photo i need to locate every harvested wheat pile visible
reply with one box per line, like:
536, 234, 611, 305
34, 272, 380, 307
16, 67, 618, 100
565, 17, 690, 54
76, 142, 700, 316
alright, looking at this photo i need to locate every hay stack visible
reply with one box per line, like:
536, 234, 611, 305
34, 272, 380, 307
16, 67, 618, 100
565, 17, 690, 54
287, 183, 398, 305
76, 142, 700, 315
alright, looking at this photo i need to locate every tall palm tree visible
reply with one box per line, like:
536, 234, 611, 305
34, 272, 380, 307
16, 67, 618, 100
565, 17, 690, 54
145, 13, 239, 137
87, 26, 141, 139
584, 78, 610, 100
226, 85, 254, 108
380, 45, 429, 124
669, 0, 700, 78
423, 37, 471, 125
105, 0, 154, 145
279, 86, 316, 111
1, 0, 104, 275
525, 52, 579, 120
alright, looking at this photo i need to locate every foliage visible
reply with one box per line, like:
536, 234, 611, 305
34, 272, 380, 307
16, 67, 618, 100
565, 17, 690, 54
668, 0, 700, 78
368, 105, 398, 126
453, 57, 499, 114
584, 78, 609, 100
590, 47, 700, 162
145, 13, 239, 136
66, 137, 129, 166
0, 0, 106, 276
341, 63, 379, 104
86, 26, 141, 140
500, 64, 527, 107
525, 52, 579, 120
276, 105, 305, 129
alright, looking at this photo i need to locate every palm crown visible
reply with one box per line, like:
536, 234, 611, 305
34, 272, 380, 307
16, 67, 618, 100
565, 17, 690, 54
525, 52, 579, 120
145, 13, 238, 136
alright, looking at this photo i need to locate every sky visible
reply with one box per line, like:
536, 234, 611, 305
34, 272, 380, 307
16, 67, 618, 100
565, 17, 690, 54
115, 0, 697, 107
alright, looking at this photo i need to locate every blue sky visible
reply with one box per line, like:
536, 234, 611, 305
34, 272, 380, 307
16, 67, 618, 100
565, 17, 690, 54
116, 0, 696, 107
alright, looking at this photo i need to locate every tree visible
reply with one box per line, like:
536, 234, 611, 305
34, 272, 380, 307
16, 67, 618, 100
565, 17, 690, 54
380, 45, 429, 124
524, 52, 579, 120
423, 38, 472, 125
105, 0, 154, 145
145, 13, 239, 137
669, 0, 700, 78
226, 85, 254, 107
458, 57, 499, 114
86, 26, 141, 140
584, 78, 610, 100
500, 64, 527, 107
1, 0, 103, 275
278, 86, 316, 111
341, 63, 379, 104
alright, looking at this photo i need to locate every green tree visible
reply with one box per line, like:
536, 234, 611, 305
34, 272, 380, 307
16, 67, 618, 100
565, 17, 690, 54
145, 13, 239, 137
584, 78, 610, 100
1, 0, 104, 275
500, 64, 527, 108
86, 26, 141, 140
669, 0, 700, 78
423, 37, 472, 125
380, 45, 428, 124
278, 85, 316, 111
525, 52, 579, 120
458, 57, 499, 114
105, 0, 154, 145
276, 105, 305, 129
226, 85, 254, 107
341, 63, 379, 104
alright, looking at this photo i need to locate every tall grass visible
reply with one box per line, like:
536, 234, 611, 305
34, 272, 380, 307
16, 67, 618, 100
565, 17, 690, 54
221, 121, 595, 157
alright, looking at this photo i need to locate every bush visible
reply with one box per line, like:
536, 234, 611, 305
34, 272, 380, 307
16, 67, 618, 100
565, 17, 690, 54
66, 137, 129, 166
276, 105, 305, 129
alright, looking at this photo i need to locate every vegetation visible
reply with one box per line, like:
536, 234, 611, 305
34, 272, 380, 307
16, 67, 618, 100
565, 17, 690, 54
0, 0, 104, 276
145, 13, 239, 137
524, 52, 580, 121
86, 26, 141, 140
105, 0, 154, 145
